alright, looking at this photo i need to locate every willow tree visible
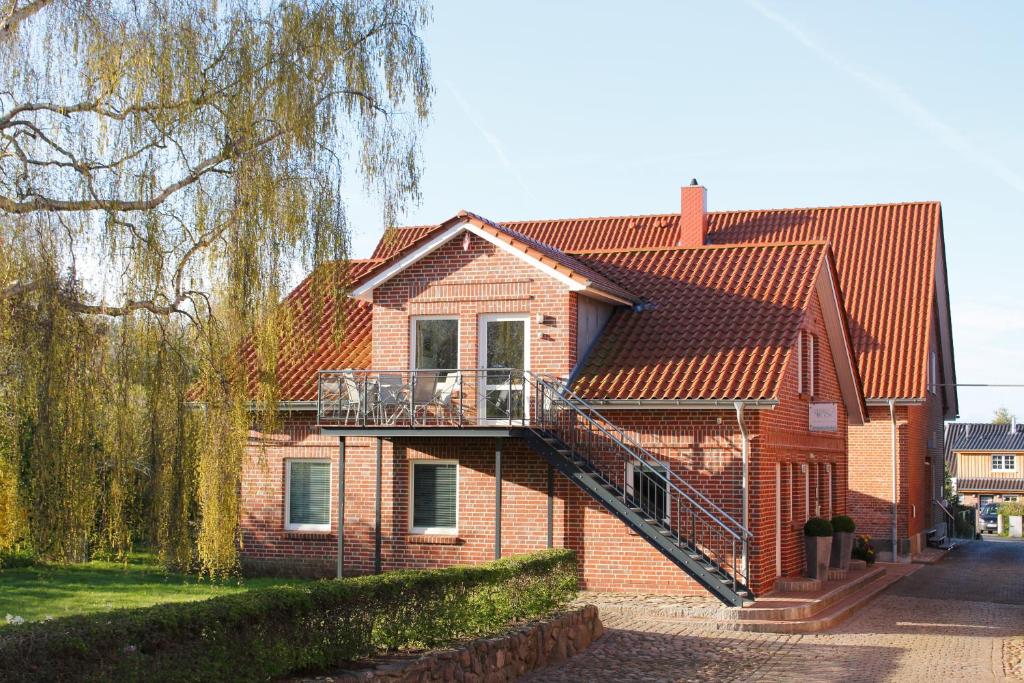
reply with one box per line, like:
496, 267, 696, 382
0, 0, 431, 574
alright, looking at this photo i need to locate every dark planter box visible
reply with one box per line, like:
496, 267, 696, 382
830, 531, 854, 570
805, 535, 831, 580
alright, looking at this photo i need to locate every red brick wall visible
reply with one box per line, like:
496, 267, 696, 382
371, 231, 575, 379
760, 289, 849, 584
239, 236, 853, 597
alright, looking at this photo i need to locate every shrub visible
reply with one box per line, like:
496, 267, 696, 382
803, 517, 833, 537
830, 515, 855, 534
0, 548, 35, 570
852, 534, 876, 565
0, 549, 577, 682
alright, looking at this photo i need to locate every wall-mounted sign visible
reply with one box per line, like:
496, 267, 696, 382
809, 403, 838, 432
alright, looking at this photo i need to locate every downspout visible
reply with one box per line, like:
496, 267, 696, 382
889, 399, 898, 562
734, 402, 750, 582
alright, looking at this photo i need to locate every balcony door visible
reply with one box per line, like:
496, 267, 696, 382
478, 314, 529, 423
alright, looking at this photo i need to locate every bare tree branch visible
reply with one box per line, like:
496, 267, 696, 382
0, 0, 53, 40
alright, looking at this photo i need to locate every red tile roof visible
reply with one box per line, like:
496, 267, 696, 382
242, 259, 378, 402
571, 243, 830, 401
376, 202, 942, 399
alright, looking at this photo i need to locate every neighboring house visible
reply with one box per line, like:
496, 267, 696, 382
238, 183, 957, 604
945, 422, 1024, 507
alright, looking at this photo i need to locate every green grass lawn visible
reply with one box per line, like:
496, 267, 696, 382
0, 553, 299, 624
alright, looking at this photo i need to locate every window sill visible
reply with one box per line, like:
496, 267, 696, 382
406, 534, 462, 545
284, 529, 333, 538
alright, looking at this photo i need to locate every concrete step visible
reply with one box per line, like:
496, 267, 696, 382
663, 570, 906, 633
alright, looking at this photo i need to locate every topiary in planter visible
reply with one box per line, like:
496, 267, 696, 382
803, 517, 833, 537
803, 517, 832, 580
829, 516, 855, 570
830, 515, 855, 533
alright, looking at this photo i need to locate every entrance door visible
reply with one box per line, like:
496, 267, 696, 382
478, 314, 529, 422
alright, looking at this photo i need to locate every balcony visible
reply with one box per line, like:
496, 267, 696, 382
317, 369, 535, 433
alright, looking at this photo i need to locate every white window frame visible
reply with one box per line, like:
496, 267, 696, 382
808, 334, 816, 397
802, 463, 810, 520
409, 459, 459, 535
410, 315, 461, 370
929, 351, 938, 395
797, 332, 804, 395
284, 458, 332, 532
992, 453, 1019, 472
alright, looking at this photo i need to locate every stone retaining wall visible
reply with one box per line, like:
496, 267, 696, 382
304, 605, 603, 682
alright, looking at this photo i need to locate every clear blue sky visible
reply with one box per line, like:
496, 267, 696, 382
343, 1, 1024, 423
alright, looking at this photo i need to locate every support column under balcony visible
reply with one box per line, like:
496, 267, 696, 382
494, 438, 502, 560
337, 436, 345, 579
374, 436, 382, 574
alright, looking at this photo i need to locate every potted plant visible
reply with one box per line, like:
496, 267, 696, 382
829, 515, 855, 570
852, 534, 876, 565
803, 517, 833, 580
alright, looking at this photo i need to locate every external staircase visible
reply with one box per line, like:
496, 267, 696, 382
525, 376, 754, 607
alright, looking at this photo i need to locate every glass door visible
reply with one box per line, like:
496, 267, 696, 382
478, 314, 529, 422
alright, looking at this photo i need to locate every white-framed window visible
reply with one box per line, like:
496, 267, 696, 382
992, 454, 1018, 472
929, 351, 938, 395
796, 332, 803, 395
285, 459, 332, 532
411, 316, 460, 370
409, 460, 458, 534
808, 333, 816, 397
802, 463, 810, 520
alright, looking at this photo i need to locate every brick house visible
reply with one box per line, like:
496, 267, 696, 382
945, 422, 1024, 508
239, 183, 956, 604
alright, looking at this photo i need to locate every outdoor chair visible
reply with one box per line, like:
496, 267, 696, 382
375, 373, 410, 425
338, 370, 364, 425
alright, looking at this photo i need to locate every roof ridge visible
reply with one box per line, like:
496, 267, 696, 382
390, 201, 940, 232
568, 240, 830, 256
710, 199, 941, 216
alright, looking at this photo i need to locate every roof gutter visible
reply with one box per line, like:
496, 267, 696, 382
866, 398, 926, 407
586, 399, 779, 410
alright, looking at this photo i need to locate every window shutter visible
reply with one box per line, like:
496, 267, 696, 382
289, 461, 331, 526
413, 463, 457, 529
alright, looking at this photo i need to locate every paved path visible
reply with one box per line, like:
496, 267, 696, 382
525, 539, 1024, 682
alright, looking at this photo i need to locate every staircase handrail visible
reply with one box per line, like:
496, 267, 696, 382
532, 374, 752, 542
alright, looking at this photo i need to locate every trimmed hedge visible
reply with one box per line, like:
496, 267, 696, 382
803, 517, 833, 537
830, 515, 855, 533
0, 549, 577, 683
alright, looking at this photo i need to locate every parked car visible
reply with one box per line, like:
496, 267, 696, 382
980, 503, 1000, 533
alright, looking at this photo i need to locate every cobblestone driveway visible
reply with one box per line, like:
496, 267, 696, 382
525, 539, 1024, 682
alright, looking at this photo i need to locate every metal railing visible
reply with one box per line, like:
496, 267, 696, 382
933, 498, 975, 540
318, 367, 753, 593
318, 369, 530, 427
531, 375, 752, 593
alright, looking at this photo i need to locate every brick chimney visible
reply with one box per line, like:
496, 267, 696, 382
679, 179, 708, 247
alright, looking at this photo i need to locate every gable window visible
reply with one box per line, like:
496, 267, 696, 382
992, 454, 1018, 472
285, 459, 331, 532
807, 333, 816, 397
410, 461, 458, 534
929, 351, 938, 395
413, 317, 459, 370
797, 331, 816, 396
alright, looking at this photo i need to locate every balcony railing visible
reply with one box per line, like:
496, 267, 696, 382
317, 369, 531, 428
